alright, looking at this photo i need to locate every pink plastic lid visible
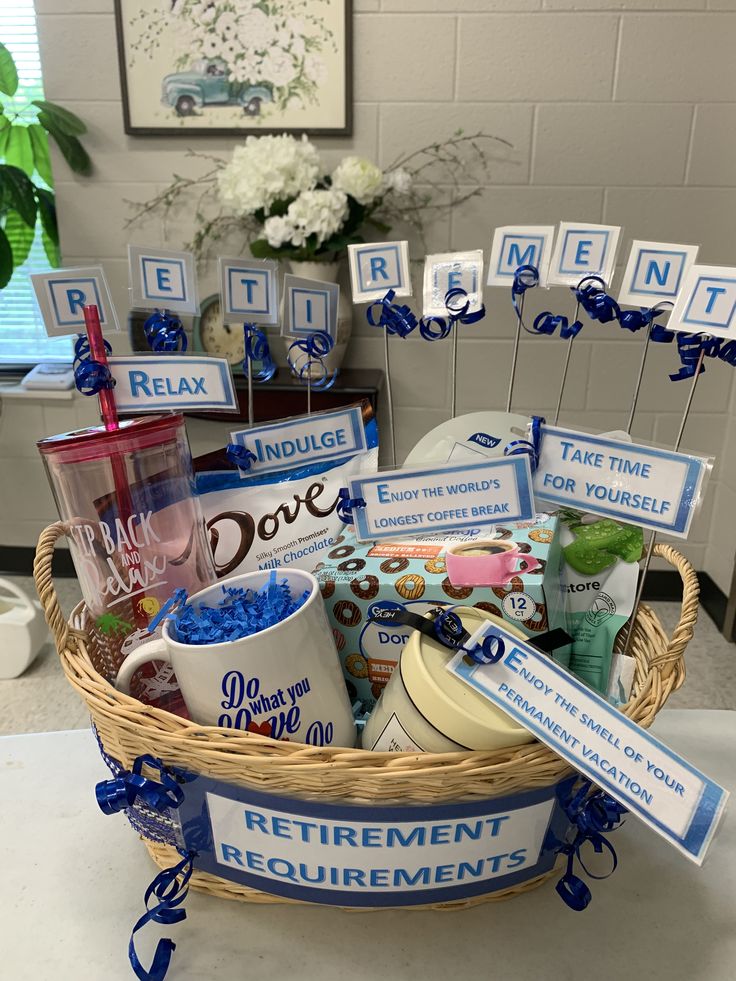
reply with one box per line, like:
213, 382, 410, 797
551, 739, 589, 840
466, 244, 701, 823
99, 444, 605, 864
37, 414, 185, 464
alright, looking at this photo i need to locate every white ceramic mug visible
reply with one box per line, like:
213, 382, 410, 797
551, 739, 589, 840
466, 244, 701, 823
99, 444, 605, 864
115, 569, 356, 748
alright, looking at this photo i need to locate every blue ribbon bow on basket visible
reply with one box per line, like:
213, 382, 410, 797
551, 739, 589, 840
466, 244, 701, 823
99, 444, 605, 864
554, 778, 627, 911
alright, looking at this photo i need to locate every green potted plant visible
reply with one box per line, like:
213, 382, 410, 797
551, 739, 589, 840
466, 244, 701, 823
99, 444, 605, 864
0, 41, 92, 289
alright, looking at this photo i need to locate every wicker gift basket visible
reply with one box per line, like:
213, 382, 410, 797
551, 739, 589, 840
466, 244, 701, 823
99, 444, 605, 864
34, 521, 698, 909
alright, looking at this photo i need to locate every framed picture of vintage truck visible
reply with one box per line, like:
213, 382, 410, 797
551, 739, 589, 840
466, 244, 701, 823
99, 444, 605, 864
114, 0, 352, 136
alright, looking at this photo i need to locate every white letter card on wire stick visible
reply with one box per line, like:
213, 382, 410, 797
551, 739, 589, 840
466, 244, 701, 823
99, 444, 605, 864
547, 222, 621, 287
128, 245, 199, 315
423, 251, 484, 317
108, 356, 238, 412
448, 623, 728, 864
219, 257, 278, 324
348, 456, 535, 542
667, 264, 736, 340
533, 424, 709, 538
618, 241, 700, 308
487, 226, 555, 288
230, 406, 368, 477
348, 241, 412, 303
281, 275, 339, 340
30, 266, 119, 337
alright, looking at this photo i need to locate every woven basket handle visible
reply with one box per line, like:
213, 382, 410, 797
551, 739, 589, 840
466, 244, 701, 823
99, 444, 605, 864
33, 522, 73, 655
650, 542, 699, 681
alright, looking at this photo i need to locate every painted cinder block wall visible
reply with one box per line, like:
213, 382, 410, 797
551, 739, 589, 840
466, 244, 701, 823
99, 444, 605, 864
3, 0, 734, 593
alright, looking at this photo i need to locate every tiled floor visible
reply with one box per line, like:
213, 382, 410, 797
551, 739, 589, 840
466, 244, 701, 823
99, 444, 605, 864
0, 575, 734, 735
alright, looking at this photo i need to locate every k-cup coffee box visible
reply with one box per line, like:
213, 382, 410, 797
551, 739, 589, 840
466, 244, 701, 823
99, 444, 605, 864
312, 514, 566, 709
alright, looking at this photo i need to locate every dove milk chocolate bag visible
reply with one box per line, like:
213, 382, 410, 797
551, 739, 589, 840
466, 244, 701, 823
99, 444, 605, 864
194, 408, 378, 578
559, 510, 643, 695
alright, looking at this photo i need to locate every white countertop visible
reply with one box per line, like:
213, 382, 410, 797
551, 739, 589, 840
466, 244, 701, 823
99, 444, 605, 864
2, 710, 735, 981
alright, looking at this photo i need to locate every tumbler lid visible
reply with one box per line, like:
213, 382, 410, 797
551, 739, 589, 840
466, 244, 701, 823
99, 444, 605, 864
37, 414, 184, 463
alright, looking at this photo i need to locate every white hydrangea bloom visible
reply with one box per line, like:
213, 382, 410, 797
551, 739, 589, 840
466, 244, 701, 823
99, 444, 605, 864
286, 189, 349, 247
260, 49, 297, 87
384, 167, 412, 195
217, 135, 321, 215
238, 9, 274, 51
264, 215, 295, 248
331, 156, 384, 205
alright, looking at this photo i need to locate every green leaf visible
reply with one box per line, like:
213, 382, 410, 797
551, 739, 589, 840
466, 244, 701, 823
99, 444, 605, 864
28, 124, 53, 186
0, 226, 13, 288
249, 238, 284, 260
0, 165, 37, 226
41, 116, 92, 175
35, 186, 58, 243
32, 100, 87, 136
5, 126, 34, 177
42, 226, 60, 268
0, 43, 18, 98
4, 209, 35, 267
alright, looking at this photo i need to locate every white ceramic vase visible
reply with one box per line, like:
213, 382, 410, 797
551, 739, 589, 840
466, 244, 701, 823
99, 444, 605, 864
285, 259, 353, 376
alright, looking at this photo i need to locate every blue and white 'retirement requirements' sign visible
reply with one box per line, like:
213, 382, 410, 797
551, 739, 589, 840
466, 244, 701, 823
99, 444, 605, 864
176, 773, 573, 906
348, 456, 535, 542
448, 623, 728, 864
231, 406, 368, 477
108, 356, 238, 412
486, 226, 555, 288
219, 256, 278, 324
617, 240, 700, 308
128, 245, 199, 315
667, 264, 736, 341
30, 266, 119, 337
533, 424, 709, 538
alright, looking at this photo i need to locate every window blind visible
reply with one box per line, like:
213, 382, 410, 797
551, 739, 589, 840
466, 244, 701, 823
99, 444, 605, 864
0, 0, 73, 364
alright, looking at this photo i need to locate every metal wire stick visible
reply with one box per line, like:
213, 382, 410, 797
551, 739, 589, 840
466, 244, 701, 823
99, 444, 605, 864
624, 322, 653, 436
553, 298, 581, 426
450, 327, 459, 419
246, 336, 254, 429
383, 329, 397, 466
506, 291, 525, 413
621, 343, 707, 657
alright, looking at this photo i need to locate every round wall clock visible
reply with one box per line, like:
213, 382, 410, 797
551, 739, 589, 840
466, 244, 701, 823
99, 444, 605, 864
192, 294, 245, 366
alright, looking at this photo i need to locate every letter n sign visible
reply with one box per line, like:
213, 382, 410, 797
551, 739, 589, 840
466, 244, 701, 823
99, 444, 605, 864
618, 241, 699, 307
219, 257, 278, 325
128, 244, 199, 315
30, 266, 119, 337
348, 241, 412, 303
668, 264, 736, 340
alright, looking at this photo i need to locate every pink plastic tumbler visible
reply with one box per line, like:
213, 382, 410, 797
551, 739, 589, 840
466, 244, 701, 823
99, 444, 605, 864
38, 414, 216, 711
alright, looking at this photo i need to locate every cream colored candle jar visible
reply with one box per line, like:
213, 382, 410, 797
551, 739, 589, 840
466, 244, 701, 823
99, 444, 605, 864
362, 607, 535, 753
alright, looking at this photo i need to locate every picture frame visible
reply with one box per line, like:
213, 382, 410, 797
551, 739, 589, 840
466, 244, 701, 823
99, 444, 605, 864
113, 0, 352, 137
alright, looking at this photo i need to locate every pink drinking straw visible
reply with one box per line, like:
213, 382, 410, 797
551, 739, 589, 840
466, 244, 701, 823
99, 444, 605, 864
83, 303, 149, 630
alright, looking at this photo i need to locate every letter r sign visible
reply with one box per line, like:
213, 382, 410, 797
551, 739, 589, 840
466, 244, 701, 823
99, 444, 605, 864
348, 241, 412, 303
30, 266, 119, 337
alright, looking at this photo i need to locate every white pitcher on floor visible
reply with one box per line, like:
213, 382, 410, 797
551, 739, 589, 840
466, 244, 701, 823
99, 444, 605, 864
0, 579, 49, 679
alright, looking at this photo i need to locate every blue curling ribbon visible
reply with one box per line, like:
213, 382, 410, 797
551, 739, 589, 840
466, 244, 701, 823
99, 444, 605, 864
288, 330, 337, 390
243, 323, 276, 382
366, 289, 418, 338
147, 589, 188, 635
419, 287, 486, 341
73, 334, 114, 396
462, 630, 505, 665
129, 849, 194, 981
336, 487, 366, 525
555, 779, 626, 911
529, 312, 584, 340
95, 753, 184, 816
504, 414, 544, 474
143, 310, 188, 352
226, 443, 258, 472
511, 263, 540, 329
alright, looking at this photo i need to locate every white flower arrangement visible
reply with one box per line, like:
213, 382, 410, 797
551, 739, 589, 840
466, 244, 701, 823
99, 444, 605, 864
128, 131, 512, 263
